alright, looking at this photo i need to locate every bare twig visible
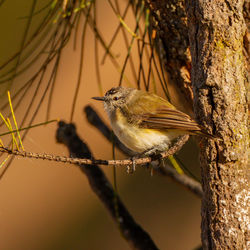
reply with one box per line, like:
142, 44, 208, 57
0, 132, 188, 166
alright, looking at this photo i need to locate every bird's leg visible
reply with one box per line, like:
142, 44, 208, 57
128, 147, 163, 174
128, 152, 145, 174
126, 163, 136, 174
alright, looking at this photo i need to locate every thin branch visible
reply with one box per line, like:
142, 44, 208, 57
0, 131, 188, 166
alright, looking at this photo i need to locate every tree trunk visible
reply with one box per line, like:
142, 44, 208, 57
186, 1, 249, 249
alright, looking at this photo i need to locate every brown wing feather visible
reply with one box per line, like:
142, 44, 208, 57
139, 106, 202, 132
125, 91, 217, 138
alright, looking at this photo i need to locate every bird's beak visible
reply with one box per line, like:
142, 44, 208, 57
92, 96, 105, 101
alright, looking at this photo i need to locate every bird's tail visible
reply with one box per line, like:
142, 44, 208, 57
193, 127, 221, 140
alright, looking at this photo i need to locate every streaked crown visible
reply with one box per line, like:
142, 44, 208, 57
103, 86, 135, 111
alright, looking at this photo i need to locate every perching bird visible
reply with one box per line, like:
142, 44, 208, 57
93, 87, 217, 155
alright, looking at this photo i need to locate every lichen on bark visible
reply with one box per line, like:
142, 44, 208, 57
186, 0, 249, 249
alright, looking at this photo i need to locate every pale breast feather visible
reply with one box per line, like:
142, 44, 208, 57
110, 108, 179, 153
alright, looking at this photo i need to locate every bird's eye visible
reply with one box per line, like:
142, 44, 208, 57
113, 97, 118, 101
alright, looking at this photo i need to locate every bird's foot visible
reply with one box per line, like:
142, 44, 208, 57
127, 155, 139, 174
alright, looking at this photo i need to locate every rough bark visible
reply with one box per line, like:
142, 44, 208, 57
186, 1, 249, 249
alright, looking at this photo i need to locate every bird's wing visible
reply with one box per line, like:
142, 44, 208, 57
126, 92, 202, 132
139, 107, 202, 132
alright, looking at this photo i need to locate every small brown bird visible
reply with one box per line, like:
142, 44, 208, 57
93, 87, 216, 155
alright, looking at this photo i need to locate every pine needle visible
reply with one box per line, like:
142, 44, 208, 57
168, 155, 184, 175
7, 91, 24, 150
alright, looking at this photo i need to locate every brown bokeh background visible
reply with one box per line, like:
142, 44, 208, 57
0, 1, 201, 249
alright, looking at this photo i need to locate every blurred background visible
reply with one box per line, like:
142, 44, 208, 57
0, 1, 201, 249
